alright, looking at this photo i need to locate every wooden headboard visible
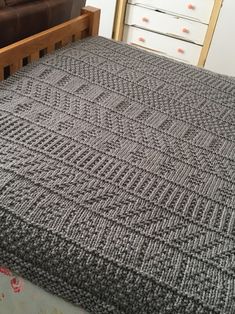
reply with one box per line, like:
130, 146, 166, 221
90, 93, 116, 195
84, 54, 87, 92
0, 6, 100, 81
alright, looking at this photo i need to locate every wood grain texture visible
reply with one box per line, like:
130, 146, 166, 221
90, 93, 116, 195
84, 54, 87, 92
0, 6, 100, 80
0, 68, 3, 81
113, 0, 128, 40
198, 0, 223, 67
82, 6, 100, 36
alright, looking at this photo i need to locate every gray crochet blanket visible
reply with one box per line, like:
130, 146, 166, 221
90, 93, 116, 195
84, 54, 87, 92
0, 36, 234, 314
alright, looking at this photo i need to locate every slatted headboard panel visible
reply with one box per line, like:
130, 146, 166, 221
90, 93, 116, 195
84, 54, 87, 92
0, 6, 100, 81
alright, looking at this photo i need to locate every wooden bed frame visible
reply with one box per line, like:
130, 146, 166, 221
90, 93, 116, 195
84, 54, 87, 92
0, 6, 100, 81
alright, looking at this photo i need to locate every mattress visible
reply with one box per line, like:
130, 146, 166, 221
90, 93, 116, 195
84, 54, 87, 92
0, 36, 234, 314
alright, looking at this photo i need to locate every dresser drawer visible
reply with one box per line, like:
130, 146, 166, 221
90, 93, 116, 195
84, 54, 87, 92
128, 0, 215, 24
123, 25, 202, 65
125, 4, 208, 45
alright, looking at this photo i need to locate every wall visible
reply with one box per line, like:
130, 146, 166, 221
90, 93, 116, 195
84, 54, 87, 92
205, 0, 235, 76
86, 0, 117, 38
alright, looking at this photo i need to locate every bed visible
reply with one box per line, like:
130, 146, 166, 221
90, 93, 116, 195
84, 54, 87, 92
0, 5, 235, 314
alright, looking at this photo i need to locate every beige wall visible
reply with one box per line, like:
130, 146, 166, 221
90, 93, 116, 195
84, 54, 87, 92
205, 0, 235, 76
86, 0, 117, 38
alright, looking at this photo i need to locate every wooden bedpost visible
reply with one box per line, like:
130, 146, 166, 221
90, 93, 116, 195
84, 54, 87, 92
81, 6, 100, 37
0, 6, 100, 81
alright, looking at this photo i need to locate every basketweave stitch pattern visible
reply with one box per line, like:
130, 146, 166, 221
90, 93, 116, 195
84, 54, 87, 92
0, 36, 234, 314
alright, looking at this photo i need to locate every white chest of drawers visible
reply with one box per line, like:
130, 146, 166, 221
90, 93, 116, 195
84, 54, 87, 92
114, 0, 222, 66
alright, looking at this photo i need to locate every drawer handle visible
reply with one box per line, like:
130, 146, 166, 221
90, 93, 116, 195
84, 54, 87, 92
182, 27, 190, 34
187, 3, 195, 10
142, 17, 149, 23
177, 48, 185, 54
138, 37, 146, 43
